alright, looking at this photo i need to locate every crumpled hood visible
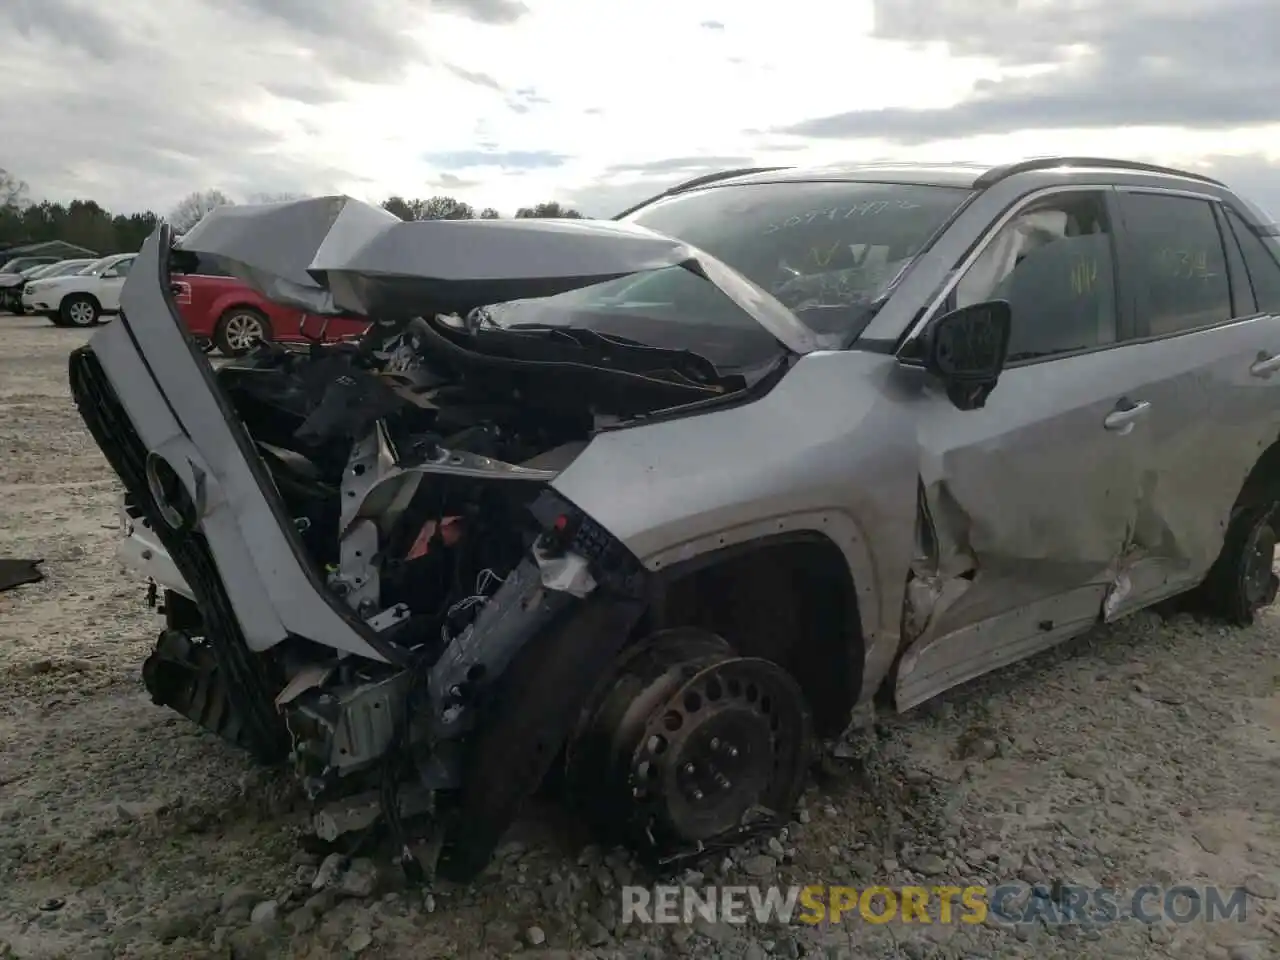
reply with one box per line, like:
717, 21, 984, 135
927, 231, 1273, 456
173, 196, 821, 355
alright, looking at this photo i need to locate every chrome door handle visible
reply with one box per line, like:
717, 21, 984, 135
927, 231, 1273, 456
1249, 352, 1280, 378
1104, 400, 1151, 433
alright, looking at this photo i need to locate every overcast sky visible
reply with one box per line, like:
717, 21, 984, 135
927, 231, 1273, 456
4, 0, 1277, 218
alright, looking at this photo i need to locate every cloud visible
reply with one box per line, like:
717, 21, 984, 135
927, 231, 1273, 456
782, 0, 1279, 142
506, 86, 551, 113
3, 0, 133, 61
435, 0, 528, 24
446, 63, 504, 90
422, 149, 570, 170
1, 0, 1275, 220
605, 156, 756, 175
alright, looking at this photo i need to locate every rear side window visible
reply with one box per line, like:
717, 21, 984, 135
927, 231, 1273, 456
170, 252, 232, 277
1117, 192, 1233, 336
1224, 208, 1280, 314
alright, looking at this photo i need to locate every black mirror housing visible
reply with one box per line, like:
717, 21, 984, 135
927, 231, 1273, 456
916, 299, 1012, 411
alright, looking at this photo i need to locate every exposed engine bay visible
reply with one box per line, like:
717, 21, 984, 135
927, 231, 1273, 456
75, 198, 817, 883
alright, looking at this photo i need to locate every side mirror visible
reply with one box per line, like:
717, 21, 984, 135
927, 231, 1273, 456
917, 299, 1012, 411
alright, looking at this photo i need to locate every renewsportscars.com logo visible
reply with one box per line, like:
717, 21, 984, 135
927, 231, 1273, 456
621, 883, 1252, 926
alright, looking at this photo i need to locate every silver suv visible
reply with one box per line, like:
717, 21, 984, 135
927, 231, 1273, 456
70, 157, 1280, 880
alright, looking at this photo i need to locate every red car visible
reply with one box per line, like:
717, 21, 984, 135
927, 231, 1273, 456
171, 254, 370, 356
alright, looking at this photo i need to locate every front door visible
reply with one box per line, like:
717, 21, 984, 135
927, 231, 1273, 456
898, 188, 1153, 704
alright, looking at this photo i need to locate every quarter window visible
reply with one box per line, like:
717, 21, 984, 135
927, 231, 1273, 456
1225, 208, 1280, 314
1117, 193, 1232, 336
954, 191, 1117, 362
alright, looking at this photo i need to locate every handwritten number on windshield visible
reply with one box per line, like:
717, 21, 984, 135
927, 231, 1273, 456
764, 199, 922, 234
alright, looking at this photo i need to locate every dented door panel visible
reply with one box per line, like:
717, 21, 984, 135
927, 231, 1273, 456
904, 346, 1151, 651
1104, 318, 1280, 610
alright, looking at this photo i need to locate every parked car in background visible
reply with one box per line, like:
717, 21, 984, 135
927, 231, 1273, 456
26, 258, 96, 280
22, 252, 136, 326
170, 253, 370, 355
0, 255, 59, 276
0, 261, 63, 313
2, 259, 97, 313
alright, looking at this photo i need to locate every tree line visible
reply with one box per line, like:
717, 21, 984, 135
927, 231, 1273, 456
0, 169, 585, 257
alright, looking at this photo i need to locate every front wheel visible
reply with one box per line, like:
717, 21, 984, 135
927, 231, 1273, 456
214, 308, 271, 357
564, 628, 813, 860
60, 294, 101, 328
1197, 502, 1279, 625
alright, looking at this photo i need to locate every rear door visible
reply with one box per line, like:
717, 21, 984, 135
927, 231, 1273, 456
1101, 189, 1280, 613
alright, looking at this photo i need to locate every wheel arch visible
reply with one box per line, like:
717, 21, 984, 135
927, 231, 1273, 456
1231, 433, 1280, 513
63, 289, 103, 310
646, 529, 867, 738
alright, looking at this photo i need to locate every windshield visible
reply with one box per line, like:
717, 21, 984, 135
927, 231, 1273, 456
0, 259, 30, 274
46, 260, 91, 277
626, 181, 968, 336
80, 256, 116, 276
22, 263, 54, 277
482, 180, 968, 368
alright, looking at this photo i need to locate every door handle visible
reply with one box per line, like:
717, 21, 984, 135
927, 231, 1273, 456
1250, 352, 1280, 378
1103, 400, 1151, 433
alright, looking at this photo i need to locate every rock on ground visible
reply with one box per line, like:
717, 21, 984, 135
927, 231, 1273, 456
1, 314, 1279, 959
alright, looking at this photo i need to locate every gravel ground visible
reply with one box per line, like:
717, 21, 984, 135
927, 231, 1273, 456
0, 312, 1277, 960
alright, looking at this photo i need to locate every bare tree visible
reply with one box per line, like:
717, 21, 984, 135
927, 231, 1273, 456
515, 201, 583, 219
167, 189, 234, 232
381, 195, 476, 221
0, 168, 30, 210
418, 196, 475, 220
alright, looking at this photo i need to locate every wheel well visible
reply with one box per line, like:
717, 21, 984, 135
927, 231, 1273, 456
64, 292, 101, 309
218, 304, 269, 325
1233, 435, 1280, 512
647, 533, 863, 738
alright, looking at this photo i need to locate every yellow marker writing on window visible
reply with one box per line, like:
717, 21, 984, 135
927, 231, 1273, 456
811, 240, 841, 268
1070, 259, 1098, 296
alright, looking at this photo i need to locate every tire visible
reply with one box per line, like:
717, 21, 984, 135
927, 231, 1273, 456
45, 312, 67, 327
1197, 502, 1279, 625
60, 294, 101, 328
214, 308, 271, 357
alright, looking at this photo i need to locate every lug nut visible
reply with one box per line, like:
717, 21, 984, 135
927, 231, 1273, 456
727, 746, 739, 758
715, 773, 731, 789
710, 738, 720, 750
691, 788, 704, 801
682, 763, 695, 776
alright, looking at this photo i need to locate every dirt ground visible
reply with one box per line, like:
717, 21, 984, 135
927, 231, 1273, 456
0, 312, 1277, 960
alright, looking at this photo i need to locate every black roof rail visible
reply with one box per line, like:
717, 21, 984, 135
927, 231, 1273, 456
974, 157, 1226, 189
611, 166, 792, 220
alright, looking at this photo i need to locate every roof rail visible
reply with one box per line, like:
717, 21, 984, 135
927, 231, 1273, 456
975, 157, 1226, 189
611, 166, 792, 220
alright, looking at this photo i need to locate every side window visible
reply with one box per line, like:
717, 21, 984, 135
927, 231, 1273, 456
1225, 208, 1280, 314
112, 258, 134, 277
1117, 193, 1232, 336
954, 191, 1117, 361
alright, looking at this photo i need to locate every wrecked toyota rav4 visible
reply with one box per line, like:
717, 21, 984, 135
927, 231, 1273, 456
72, 157, 1280, 881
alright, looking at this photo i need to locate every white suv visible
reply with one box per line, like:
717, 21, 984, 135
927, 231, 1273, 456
22, 252, 137, 327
